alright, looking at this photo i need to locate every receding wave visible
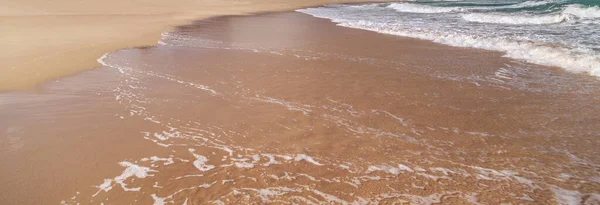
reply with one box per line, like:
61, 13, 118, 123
487, 0, 562, 11
387, 3, 463, 13
462, 4, 599, 25
298, 0, 600, 77
297, 5, 600, 76
507, 0, 558, 8
462, 13, 570, 24
389, 0, 562, 14
340, 21, 600, 76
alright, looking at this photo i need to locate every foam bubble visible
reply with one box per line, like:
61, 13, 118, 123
152, 194, 166, 205
141, 156, 175, 166
93, 161, 157, 197
188, 148, 215, 171
398, 164, 414, 173
294, 154, 324, 166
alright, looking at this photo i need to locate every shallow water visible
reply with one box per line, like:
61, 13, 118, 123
1, 11, 599, 204
298, 0, 600, 76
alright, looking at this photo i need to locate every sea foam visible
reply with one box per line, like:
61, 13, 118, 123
462, 4, 600, 25
462, 13, 571, 25
387, 3, 463, 13
297, 7, 600, 77
563, 4, 600, 19
344, 20, 600, 75
387, 0, 560, 14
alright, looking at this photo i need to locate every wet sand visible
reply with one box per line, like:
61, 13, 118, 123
1, 11, 600, 204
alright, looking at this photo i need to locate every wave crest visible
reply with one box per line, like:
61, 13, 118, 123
387, 3, 463, 13
335, 20, 600, 76
462, 13, 570, 25
507, 0, 557, 8
563, 4, 600, 19
462, 4, 599, 25
388, 0, 559, 14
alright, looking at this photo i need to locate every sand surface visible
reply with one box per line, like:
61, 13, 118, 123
0, 0, 393, 91
1, 11, 599, 204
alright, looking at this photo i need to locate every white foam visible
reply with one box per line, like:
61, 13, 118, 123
93, 179, 113, 197
97, 53, 110, 67
152, 194, 166, 205
234, 161, 255, 168
563, 4, 600, 19
367, 165, 401, 175
114, 161, 156, 191
550, 187, 600, 205
429, 167, 455, 175
335, 21, 600, 76
417, 172, 452, 181
174, 174, 204, 180
209, 145, 234, 156
93, 161, 157, 197
552, 187, 583, 205
261, 154, 281, 166
141, 156, 175, 166
387, 3, 463, 13
294, 154, 324, 166
96, 53, 129, 74
294, 154, 323, 166
188, 148, 215, 171
507, 0, 557, 9
298, 5, 600, 77
389, 0, 557, 15
465, 131, 491, 137
461, 3, 600, 25
398, 164, 414, 172
144, 116, 161, 124
297, 173, 320, 182
462, 13, 570, 25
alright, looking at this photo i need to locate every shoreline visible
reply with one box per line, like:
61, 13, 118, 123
0, 0, 397, 92
2, 9, 600, 204
298, 7, 600, 79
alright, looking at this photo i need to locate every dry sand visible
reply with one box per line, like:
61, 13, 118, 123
0, 0, 393, 91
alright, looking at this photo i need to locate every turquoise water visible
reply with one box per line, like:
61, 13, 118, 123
298, 0, 600, 76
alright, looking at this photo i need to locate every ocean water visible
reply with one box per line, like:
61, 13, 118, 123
298, 0, 600, 76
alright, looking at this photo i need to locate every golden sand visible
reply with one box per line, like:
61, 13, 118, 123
0, 0, 394, 91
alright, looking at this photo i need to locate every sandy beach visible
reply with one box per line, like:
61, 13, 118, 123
0, 0, 396, 91
1, 8, 599, 204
